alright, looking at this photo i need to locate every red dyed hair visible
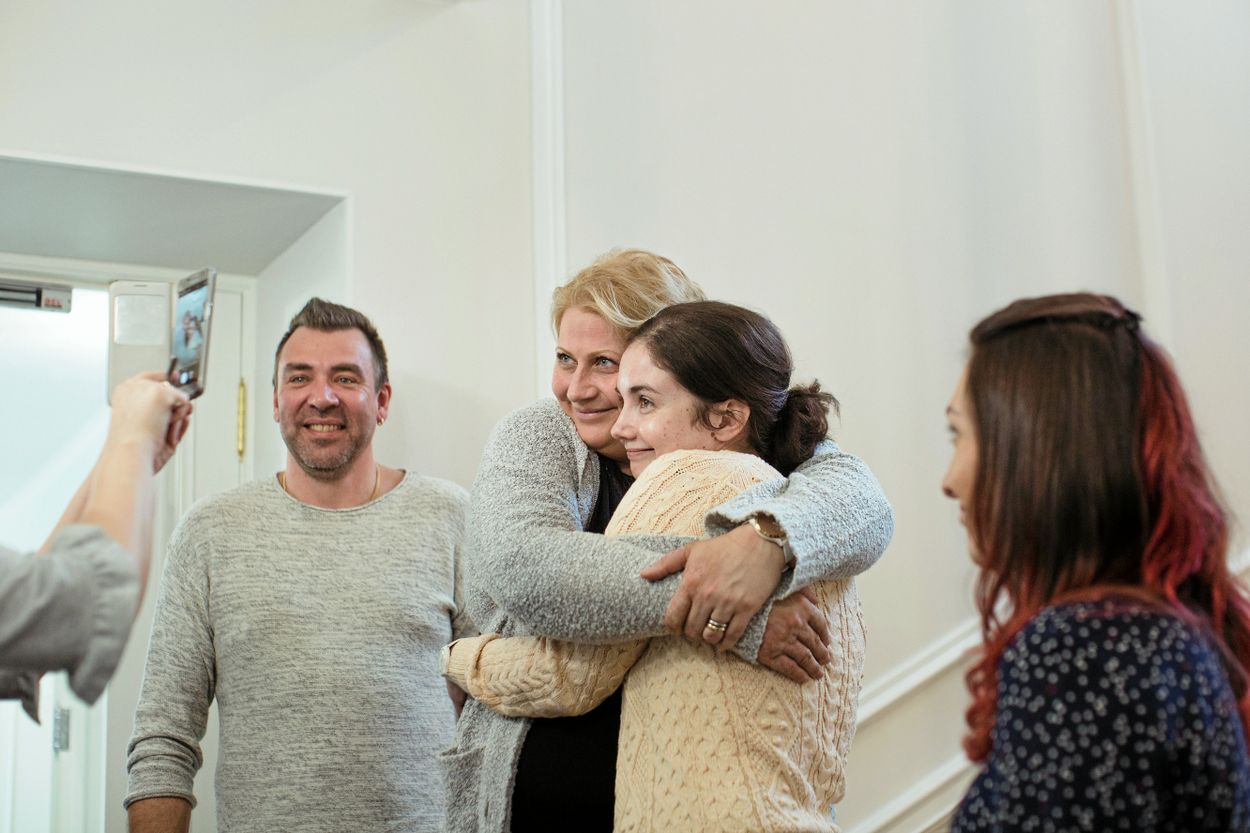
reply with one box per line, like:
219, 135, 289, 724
960, 293, 1250, 762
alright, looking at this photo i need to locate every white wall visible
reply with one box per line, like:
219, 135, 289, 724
254, 200, 352, 475
0, 0, 535, 488
556, 2, 1247, 829
1136, 0, 1250, 553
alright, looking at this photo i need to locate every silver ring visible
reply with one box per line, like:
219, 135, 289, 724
704, 618, 728, 633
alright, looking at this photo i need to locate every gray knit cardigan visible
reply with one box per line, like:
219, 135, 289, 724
441, 399, 893, 833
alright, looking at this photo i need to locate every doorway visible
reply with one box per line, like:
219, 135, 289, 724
0, 286, 112, 833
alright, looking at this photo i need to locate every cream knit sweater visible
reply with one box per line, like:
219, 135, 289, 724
447, 449, 865, 832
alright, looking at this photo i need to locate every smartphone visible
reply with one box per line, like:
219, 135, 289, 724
169, 268, 217, 399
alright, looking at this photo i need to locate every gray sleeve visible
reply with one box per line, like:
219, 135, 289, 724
0, 525, 140, 706
124, 518, 214, 809
465, 404, 688, 643
707, 438, 894, 594
452, 541, 477, 640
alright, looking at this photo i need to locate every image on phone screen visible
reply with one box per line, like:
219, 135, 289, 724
171, 269, 215, 398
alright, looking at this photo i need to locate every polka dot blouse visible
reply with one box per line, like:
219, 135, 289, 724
952, 599, 1250, 832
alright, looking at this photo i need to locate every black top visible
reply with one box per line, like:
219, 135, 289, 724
509, 454, 635, 833
952, 599, 1250, 833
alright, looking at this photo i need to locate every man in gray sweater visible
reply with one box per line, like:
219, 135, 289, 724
125, 299, 472, 833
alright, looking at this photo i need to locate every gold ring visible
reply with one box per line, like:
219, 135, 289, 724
704, 618, 728, 632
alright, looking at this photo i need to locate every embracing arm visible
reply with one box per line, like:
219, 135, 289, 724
650, 439, 893, 658
445, 633, 647, 718
709, 439, 893, 593
464, 402, 688, 642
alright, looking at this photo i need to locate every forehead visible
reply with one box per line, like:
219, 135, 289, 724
557, 308, 626, 353
619, 342, 679, 388
279, 327, 375, 374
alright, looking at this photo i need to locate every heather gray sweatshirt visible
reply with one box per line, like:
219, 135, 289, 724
126, 473, 471, 833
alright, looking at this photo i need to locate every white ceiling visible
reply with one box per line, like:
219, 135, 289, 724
0, 155, 343, 275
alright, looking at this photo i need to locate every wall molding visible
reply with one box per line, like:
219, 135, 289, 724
530, 0, 566, 399
1112, 0, 1173, 348
846, 752, 975, 833
857, 616, 980, 729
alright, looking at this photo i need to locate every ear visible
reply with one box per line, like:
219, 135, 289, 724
272, 387, 280, 423
708, 398, 751, 448
375, 381, 393, 424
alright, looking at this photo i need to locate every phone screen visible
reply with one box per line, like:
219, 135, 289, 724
171, 269, 215, 398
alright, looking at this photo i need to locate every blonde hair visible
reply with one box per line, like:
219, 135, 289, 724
551, 249, 706, 337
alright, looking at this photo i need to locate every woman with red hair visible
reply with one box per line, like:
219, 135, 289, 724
942, 293, 1250, 831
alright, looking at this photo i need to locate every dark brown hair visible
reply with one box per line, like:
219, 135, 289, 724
272, 298, 389, 388
961, 291, 1250, 760
631, 301, 836, 476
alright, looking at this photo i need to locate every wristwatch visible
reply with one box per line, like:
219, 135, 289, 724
747, 514, 795, 569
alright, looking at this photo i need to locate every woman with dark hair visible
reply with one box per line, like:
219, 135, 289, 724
943, 292, 1250, 831
446, 301, 864, 832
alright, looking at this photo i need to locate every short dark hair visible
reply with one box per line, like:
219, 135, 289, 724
631, 301, 836, 476
272, 298, 389, 388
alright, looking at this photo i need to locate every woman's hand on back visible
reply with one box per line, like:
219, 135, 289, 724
641, 523, 785, 650
757, 588, 832, 683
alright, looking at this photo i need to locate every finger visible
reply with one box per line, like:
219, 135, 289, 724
701, 610, 730, 647
717, 611, 750, 653
798, 586, 819, 604
664, 589, 692, 636
171, 415, 191, 446
799, 625, 833, 666
784, 643, 823, 680
793, 625, 832, 668
641, 545, 692, 581
806, 601, 833, 648
686, 595, 716, 642
762, 654, 810, 685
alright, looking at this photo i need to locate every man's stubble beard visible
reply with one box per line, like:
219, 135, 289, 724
280, 416, 373, 482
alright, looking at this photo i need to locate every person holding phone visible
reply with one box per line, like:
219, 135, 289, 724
0, 373, 192, 719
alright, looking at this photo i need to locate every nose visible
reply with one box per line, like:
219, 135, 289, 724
566, 366, 594, 403
611, 409, 634, 441
940, 464, 957, 500
309, 380, 340, 410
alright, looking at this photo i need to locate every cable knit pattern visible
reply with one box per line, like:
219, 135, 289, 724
615, 451, 863, 833
448, 450, 864, 832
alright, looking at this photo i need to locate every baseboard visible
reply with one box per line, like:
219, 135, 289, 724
844, 753, 976, 833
